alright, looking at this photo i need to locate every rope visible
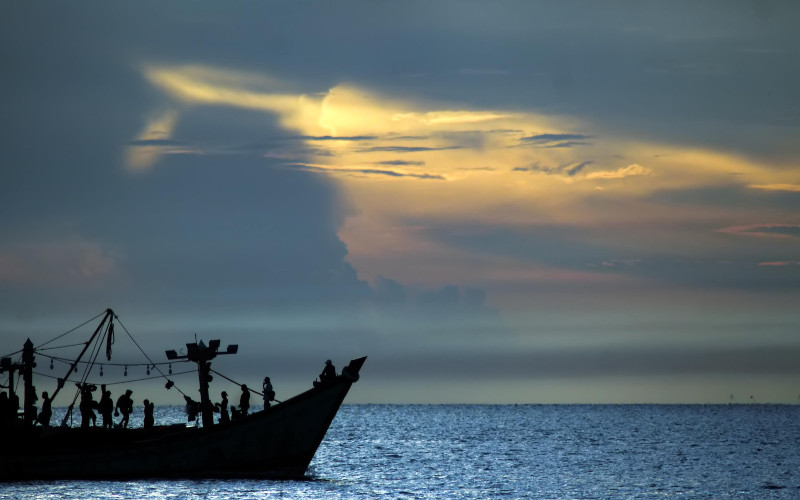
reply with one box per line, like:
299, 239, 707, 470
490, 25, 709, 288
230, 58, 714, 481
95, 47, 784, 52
38, 310, 106, 348
33, 369, 196, 386
210, 369, 268, 398
34, 342, 89, 352
115, 314, 188, 398
35, 352, 183, 367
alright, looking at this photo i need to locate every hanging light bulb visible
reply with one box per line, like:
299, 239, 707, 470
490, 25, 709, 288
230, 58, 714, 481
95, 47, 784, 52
168, 363, 172, 375
100, 365, 104, 377
124, 365, 128, 377
146, 365, 150, 375
50, 358, 54, 370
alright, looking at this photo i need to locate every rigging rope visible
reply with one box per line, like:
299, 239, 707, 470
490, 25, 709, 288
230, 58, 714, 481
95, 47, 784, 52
115, 314, 189, 398
35, 352, 184, 367
210, 369, 263, 397
38, 310, 106, 348
33, 369, 196, 386
34, 342, 89, 352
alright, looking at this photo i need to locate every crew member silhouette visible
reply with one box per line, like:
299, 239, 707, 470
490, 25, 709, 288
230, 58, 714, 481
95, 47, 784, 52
262, 377, 274, 409
37, 391, 52, 427
143, 399, 155, 428
98, 386, 114, 428
215, 391, 230, 423
320, 359, 336, 383
78, 383, 97, 428
115, 389, 134, 428
239, 384, 250, 416
184, 395, 199, 422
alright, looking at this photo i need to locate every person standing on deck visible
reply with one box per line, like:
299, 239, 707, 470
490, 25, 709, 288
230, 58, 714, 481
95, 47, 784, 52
143, 399, 154, 428
115, 389, 133, 428
239, 384, 250, 416
36, 391, 52, 427
262, 377, 274, 409
78, 383, 97, 428
98, 386, 113, 428
215, 391, 230, 423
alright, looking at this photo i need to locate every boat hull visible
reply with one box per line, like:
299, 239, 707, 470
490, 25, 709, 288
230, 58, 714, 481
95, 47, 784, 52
1, 358, 364, 481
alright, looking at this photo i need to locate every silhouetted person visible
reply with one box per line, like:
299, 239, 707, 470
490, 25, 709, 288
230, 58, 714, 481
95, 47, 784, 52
184, 395, 199, 423
115, 389, 133, 428
37, 391, 52, 427
262, 377, 274, 409
99, 387, 114, 428
214, 391, 230, 424
239, 384, 250, 416
78, 383, 98, 428
320, 359, 336, 383
143, 399, 154, 428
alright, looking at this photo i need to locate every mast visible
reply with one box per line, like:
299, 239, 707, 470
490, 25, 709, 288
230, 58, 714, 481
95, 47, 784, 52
21, 339, 36, 426
54, 308, 114, 426
166, 339, 237, 428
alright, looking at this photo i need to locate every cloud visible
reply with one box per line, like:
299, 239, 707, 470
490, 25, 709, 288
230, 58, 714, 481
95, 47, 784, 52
748, 183, 800, 192
513, 162, 653, 182
376, 160, 426, 166
298, 135, 378, 141
416, 285, 492, 315
540, 141, 593, 148
513, 160, 594, 177
717, 224, 800, 238
289, 163, 445, 180
758, 261, 800, 267
0, 237, 119, 287
128, 139, 185, 147
124, 109, 179, 171
521, 133, 594, 143
392, 111, 512, 125
584, 164, 651, 179
357, 146, 462, 153
373, 276, 407, 306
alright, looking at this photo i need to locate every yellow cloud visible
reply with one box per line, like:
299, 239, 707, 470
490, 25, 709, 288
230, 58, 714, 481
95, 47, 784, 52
135, 63, 797, 288
124, 109, 179, 171
748, 183, 800, 192
392, 111, 513, 125
584, 163, 651, 180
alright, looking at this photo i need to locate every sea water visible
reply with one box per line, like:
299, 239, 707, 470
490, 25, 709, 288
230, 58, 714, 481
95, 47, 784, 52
3, 404, 800, 499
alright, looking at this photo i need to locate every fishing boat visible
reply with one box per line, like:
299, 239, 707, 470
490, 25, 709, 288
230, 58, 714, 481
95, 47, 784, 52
0, 309, 366, 480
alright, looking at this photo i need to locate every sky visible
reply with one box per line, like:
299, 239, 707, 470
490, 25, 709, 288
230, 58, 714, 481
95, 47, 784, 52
2, 1, 800, 404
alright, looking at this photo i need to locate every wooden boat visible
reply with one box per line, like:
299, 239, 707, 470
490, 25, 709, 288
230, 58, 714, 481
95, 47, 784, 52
0, 309, 366, 480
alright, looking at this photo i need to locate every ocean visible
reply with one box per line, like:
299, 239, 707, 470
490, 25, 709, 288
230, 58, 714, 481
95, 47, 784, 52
3, 404, 800, 499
